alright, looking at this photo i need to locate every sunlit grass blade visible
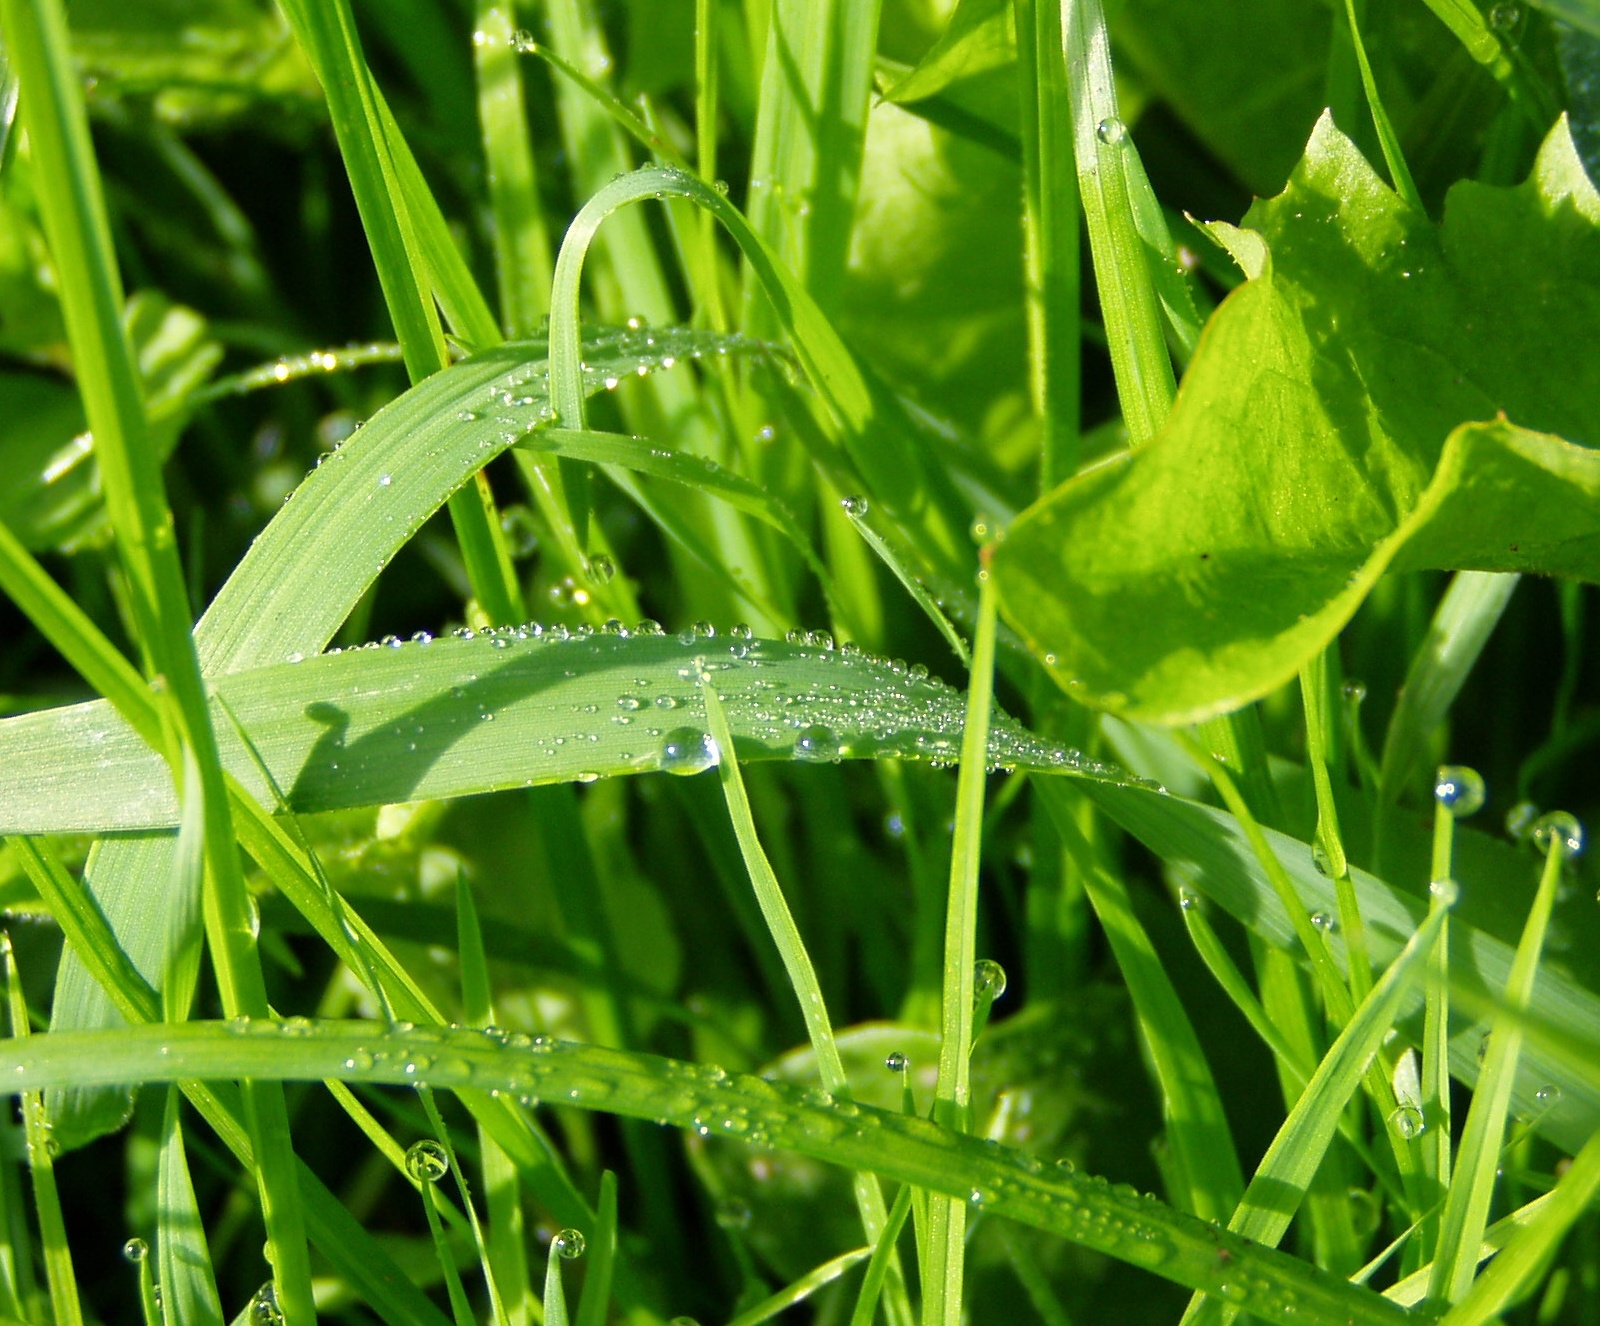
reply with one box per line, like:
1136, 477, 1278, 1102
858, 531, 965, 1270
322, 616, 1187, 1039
1016, 0, 1080, 488
546, 164, 971, 581
727, 1247, 872, 1326
521, 426, 829, 582
1376, 572, 1520, 811
0, 630, 1132, 834
1340, 0, 1421, 207
923, 572, 999, 1325
848, 1181, 915, 1326
1428, 825, 1572, 1304
3, 935, 81, 1326
574, 1171, 617, 1326
473, 7, 552, 337
1039, 780, 1243, 1224
5, 0, 313, 1310
1434, 1124, 1600, 1323
1183, 898, 1450, 1323
0, 1018, 1417, 1326
1060, 0, 1174, 444
839, 496, 971, 665
1083, 780, 1600, 1154
156, 1087, 225, 1326
699, 670, 912, 1323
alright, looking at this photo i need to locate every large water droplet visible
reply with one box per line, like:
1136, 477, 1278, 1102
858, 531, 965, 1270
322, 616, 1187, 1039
1096, 117, 1126, 145
1434, 765, 1486, 818
587, 553, 616, 586
660, 727, 718, 776
1388, 1105, 1425, 1140
404, 1139, 450, 1184
973, 958, 1008, 1003
1506, 800, 1540, 842
840, 494, 869, 518
885, 1051, 908, 1073
793, 724, 839, 762
1532, 811, 1585, 861
123, 1237, 149, 1264
553, 1228, 586, 1259
1489, 2, 1522, 30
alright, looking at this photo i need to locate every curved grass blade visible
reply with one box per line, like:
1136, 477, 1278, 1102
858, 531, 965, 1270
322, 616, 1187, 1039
47, 325, 769, 1142
0, 1020, 1415, 1326
0, 630, 1135, 834
156, 1087, 224, 1326
725, 1247, 871, 1326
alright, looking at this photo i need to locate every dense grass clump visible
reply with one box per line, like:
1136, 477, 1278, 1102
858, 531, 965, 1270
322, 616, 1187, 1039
0, 0, 1596, 1323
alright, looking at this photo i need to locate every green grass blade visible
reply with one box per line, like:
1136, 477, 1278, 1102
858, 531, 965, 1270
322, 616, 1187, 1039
1038, 780, 1244, 1224
3, 936, 82, 1326
0, 1019, 1418, 1326
542, 1235, 573, 1326
573, 1170, 617, 1326
1340, 0, 1421, 208
1376, 572, 1520, 809
1428, 829, 1572, 1304
1016, 0, 1081, 487
923, 572, 999, 1325
726, 1247, 872, 1326
699, 670, 911, 1320
848, 1181, 915, 1326
156, 1087, 225, 1326
1083, 781, 1600, 1154
1060, 0, 1174, 444
473, 10, 552, 335
1213, 900, 1449, 1257
0, 630, 1132, 833
1436, 1126, 1600, 1325
5, 0, 314, 1310
546, 164, 971, 578
839, 497, 971, 665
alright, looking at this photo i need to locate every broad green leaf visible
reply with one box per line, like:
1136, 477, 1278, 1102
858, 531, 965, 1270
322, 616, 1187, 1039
994, 115, 1600, 724
879, 0, 1011, 107
0, 1019, 1414, 1326
0, 630, 1134, 834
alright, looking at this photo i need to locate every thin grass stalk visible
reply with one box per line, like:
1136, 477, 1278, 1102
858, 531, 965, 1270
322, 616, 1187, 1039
1428, 830, 1570, 1304
3, 1, 314, 1314
1059, 0, 1172, 445
3, 936, 82, 1326
923, 571, 1000, 1325
1017, 0, 1080, 490
698, 674, 913, 1322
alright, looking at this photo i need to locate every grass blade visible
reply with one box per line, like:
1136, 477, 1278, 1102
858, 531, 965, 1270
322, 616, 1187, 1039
156, 1087, 225, 1326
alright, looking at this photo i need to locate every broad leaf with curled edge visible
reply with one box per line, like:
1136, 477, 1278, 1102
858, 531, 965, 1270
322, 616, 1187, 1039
0, 628, 1141, 835
992, 114, 1600, 725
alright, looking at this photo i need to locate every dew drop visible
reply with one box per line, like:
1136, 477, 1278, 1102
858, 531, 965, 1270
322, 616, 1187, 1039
973, 958, 1008, 1003
1310, 911, 1337, 934
1532, 811, 1585, 862
1388, 1105, 1425, 1140
404, 1139, 450, 1184
1096, 117, 1126, 145
1534, 1083, 1563, 1110
1434, 765, 1486, 818
1311, 842, 1332, 876
885, 1051, 908, 1073
123, 1237, 149, 1264
660, 727, 718, 776
1489, 1, 1521, 30
840, 494, 869, 518
587, 553, 616, 586
1429, 877, 1460, 906
1506, 800, 1540, 842
553, 1228, 586, 1259
793, 724, 839, 762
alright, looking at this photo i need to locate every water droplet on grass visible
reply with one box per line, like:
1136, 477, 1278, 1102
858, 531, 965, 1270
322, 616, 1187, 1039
1532, 811, 1585, 861
1096, 117, 1126, 144
553, 1228, 586, 1259
793, 724, 838, 761
1388, 1105, 1425, 1140
1507, 800, 1540, 842
404, 1140, 449, 1184
123, 1237, 148, 1263
660, 727, 718, 775
1434, 766, 1486, 818
974, 958, 1007, 1002
841, 494, 869, 517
